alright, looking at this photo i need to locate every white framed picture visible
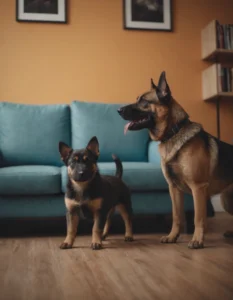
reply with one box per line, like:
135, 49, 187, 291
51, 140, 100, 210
123, 0, 172, 31
16, 0, 67, 24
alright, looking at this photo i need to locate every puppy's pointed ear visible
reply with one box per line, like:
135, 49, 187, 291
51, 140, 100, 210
151, 78, 157, 90
86, 136, 99, 157
59, 142, 73, 165
158, 71, 171, 97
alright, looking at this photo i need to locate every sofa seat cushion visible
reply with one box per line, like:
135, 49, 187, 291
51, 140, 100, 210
71, 101, 149, 162
0, 195, 65, 218
130, 192, 194, 214
0, 102, 71, 166
0, 166, 61, 196
61, 162, 168, 193
0, 193, 194, 218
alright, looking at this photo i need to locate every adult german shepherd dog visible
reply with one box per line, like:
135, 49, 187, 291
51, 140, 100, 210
118, 71, 233, 249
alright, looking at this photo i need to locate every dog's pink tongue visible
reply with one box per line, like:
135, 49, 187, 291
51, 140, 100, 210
124, 122, 131, 135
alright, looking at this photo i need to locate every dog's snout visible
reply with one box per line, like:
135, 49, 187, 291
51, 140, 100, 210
117, 108, 123, 115
78, 171, 84, 175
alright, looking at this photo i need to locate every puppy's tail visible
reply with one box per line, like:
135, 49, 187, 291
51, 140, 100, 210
112, 154, 123, 179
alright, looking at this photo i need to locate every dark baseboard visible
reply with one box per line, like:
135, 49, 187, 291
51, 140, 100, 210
0, 214, 173, 237
0, 209, 207, 237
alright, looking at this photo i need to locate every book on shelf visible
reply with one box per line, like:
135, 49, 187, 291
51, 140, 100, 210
217, 64, 233, 92
216, 21, 233, 50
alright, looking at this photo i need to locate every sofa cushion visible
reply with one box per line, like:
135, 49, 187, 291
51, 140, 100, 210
0, 102, 71, 166
0, 195, 65, 218
61, 166, 68, 193
0, 152, 3, 167
0, 166, 61, 195
131, 192, 194, 214
71, 101, 149, 162
0, 193, 194, 218
61, 162, 168, 193
148, 141, 161, 165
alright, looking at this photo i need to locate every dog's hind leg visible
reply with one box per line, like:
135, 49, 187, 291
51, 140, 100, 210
117, 203, 134, 242
102, 208, 115, 240
161, 185, 184, 243
221, 183, 233, 238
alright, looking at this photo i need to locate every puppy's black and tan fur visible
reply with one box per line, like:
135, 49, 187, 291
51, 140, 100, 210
59, 136, 134, 250
118, 71, 233, 249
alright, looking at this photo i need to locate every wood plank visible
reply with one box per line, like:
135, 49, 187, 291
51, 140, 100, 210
201, 20, 217, 59
203, 92, 233, 102
0, 213, 233, 300
202, 64, 218, 100
202, 63, 233, 101
203, 49, 233, 64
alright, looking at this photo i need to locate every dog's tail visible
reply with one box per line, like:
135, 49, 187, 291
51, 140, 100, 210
112, 154, 123, 179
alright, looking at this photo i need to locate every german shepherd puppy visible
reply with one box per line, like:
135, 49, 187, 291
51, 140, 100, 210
59, 136, 134, 250
118, 71, 233, 249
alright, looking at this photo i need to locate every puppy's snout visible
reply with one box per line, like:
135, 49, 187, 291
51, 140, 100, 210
78, 171, 84, 175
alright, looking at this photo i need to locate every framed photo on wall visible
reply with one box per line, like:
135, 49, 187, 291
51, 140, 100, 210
16, 0, 67, 23
123, 0, 172, 31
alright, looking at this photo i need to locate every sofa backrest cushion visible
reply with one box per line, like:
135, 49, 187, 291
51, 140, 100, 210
0, 102, 71, 166
148, 141, 161, 166
71, 101, 149, 162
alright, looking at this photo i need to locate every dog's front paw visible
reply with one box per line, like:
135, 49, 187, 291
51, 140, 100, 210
124, 236, 134, 242
91, 243, 102, 250
101, 234, 108, 241
160, 234, 179, 243
188, 239, 204, 249
60, 242, 73, 250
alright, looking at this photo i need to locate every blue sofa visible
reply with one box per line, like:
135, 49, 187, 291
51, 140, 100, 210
0, 101, 195, 221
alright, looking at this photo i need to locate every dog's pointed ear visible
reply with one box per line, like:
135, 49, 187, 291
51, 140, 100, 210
59, 142, 73, 165
86, 136, 99, 157
151, 78, 157, 90
158, 71, 171, 97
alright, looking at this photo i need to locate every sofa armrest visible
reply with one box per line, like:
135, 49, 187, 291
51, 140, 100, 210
148, 141, 161, 165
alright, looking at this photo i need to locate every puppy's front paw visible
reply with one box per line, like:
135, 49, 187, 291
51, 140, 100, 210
160, 234, 179, 243
124, 236, 134, 242
60, 242, 73, 249
91, 243, 102, 250
188, 240, 204, 249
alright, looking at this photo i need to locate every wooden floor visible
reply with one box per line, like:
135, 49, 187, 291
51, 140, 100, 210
0, 213, 233, 300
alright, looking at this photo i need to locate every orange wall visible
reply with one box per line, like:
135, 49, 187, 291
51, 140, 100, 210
1, 0, 233, 142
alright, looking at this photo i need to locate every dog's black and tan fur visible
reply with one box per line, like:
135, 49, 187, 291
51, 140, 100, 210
59, 136, 134, 250
118, 71, 233, 249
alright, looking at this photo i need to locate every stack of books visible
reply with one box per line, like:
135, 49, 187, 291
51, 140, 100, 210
216, 21, 233, 49
217, 64, 233, 92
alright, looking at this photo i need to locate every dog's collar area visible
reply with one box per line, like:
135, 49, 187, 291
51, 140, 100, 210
161, 118, 190, 143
